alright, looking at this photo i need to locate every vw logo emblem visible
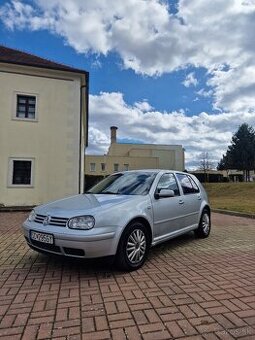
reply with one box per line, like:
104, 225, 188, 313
43, 215, 51, 226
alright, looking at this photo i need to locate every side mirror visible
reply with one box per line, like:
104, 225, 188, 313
155, 189, 175, 199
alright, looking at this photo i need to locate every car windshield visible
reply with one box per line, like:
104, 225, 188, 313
87, 172, 157, 195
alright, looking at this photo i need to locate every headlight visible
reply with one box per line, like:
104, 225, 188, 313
28, 210, 36, 222
68, 216, 95, 230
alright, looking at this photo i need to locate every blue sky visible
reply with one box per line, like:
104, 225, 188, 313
1, 0, 255, 169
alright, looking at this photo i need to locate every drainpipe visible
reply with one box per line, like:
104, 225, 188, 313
79, 72, 89, 194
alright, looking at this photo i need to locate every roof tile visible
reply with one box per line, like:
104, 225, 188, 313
0, 45, 87, 74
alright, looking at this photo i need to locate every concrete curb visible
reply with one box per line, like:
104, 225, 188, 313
212, 209, 255, 219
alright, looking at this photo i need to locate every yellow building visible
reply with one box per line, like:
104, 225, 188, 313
85, 127, 185, 176
0, 45, 89, 207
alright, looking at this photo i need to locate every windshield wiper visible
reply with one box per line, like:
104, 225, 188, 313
84, 190, 118, 194
102, 191, 118, 194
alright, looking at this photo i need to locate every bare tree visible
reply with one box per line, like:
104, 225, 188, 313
198, 152, 214, 182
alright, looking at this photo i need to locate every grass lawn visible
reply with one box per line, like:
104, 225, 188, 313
203, 182, 255, 214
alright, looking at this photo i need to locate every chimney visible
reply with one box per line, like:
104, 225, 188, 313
110, 126, 118, 144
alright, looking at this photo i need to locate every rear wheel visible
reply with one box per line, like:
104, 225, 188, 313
116, 221, 150, 271
195, 210, 211, 238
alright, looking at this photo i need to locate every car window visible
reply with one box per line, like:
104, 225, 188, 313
87, 172, 157, 195
156, 173, 180, 196
189, 177, 200, 193
176, 174, 200, 194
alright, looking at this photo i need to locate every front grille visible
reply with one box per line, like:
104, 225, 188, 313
49, 216, 68, 227
34, 214, 68, 227
34, 214, 45, 223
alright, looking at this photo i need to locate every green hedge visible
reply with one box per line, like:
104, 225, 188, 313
84, 175, 105, 191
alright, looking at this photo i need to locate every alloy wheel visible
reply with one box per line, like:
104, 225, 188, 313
126, 229, 147, 264
202, 213, 210, 235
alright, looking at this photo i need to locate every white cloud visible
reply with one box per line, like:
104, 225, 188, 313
197, 88, 213, 98
1, 0, 255, 113
2, 0, 255, 167
88, 92, 255, 169
182, 72, 198, 88
134, 101, 153, 112
87, 126, 110, 154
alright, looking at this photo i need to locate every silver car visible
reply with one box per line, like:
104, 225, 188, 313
23, 170, 211, 270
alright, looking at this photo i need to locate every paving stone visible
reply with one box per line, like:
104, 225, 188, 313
0, 212, 254, 340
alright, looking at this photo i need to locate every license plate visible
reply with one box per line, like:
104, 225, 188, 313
30, 231, 54, 244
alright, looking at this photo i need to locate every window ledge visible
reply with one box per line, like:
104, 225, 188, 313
12, 117, 38, 123
7, 185, 34, 188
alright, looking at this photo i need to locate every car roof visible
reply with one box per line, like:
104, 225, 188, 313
115, 169, 187, 175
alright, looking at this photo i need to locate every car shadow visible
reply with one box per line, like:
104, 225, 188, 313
150, 230, 197, 255
28, 231, 199, 276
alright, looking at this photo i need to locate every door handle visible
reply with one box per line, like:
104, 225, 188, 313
179, 200, 184, 205
197, 195, 201, 200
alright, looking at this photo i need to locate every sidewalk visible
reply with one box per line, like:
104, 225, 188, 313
0, 212, 254, 339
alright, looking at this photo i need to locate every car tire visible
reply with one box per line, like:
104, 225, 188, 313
195, 209, 211, 238
116, 221, 150, 271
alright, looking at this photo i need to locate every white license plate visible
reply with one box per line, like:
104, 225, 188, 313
30, 231, 54, 244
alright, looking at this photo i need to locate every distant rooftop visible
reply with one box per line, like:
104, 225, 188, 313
0, 45, 88, 75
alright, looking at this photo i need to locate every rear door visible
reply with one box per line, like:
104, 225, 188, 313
175, 173, 202, 227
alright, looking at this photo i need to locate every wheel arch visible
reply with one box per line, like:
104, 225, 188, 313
203, 205, 211, 217
121, 216, 153, 246
115, 216, 153, 270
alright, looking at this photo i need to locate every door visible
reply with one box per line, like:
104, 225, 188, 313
175, 173, 202, 227
152, 173, 186, 240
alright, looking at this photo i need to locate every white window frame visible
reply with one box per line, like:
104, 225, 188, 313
114, 163, 119, 172
12, 91, 39, 122
124, 164, 129, 171
8, 158, 35, 188
90, 163, 96, 172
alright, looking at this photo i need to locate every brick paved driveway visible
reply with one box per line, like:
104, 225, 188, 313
0, 212, 254, 340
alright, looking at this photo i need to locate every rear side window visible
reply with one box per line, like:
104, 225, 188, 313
176, 174, 200, 194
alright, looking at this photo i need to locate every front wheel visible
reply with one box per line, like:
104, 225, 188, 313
195, 210, 211, 238
116, 221, 150, 271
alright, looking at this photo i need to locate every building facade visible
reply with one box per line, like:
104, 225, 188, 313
0, 46, 89, 207
85, 127, 185, 177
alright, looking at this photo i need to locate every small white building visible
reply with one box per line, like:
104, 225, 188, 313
0, 45, 89, 207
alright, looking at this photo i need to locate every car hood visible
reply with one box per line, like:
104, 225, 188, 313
35, 194, 142, 217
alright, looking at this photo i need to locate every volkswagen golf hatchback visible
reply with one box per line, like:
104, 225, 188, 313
23, 170, 211, 270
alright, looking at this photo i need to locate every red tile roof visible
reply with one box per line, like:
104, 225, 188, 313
0, 45, 88, 75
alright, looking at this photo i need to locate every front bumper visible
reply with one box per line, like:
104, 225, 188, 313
22, 221, 119, 259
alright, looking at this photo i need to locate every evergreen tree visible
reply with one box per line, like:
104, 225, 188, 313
217, 154, 227, 170
217, 123, 255, 181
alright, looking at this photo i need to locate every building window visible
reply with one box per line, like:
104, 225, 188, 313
8, 158, 34, 186
16, 94, 36, 119
124, 164, 129, 171
101, 163, 106, 172
114, 163, 119, 172
90, 163, 96, 172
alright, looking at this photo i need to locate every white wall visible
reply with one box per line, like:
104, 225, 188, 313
0, 64, 85, 206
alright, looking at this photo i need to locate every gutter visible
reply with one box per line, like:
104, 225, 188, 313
79, 72, 89, 194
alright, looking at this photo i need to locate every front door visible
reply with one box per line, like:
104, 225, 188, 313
152, 173, 186, 241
